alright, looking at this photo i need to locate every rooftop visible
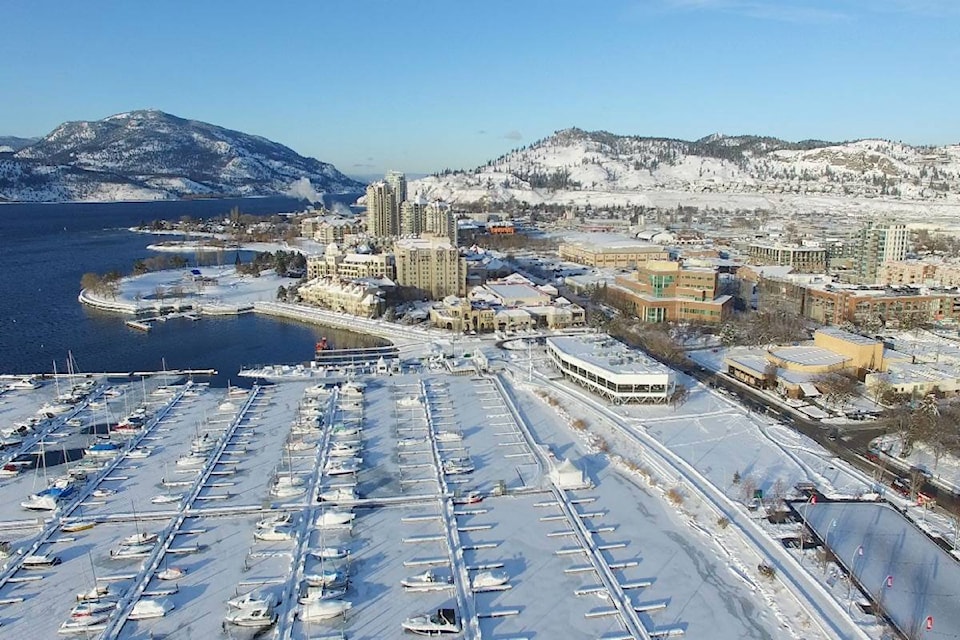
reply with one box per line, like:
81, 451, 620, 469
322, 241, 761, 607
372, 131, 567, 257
769, 346, 850, 368
816, 326, 880, 347
547, 335, 672, 377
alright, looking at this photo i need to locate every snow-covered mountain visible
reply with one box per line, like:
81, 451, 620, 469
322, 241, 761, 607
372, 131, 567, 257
0, 136, 39, 153
411, 128, 960, 209
0, 110, 364, 202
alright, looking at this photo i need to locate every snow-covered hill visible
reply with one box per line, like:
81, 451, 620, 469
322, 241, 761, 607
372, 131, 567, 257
411, 128, 960, 211
0, 110, 364, 202
0, 136, 39, 153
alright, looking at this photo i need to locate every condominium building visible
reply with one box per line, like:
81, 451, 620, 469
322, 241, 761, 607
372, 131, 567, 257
614, 260, 732, 324
298, 277, 384, 317
558, 240, 669, 269
425, 200, 457, 245
385, 170, 407, 205
400, 195, 427, 236
394, 237, 467, 299
855, 220, 908, 284
747, 243, 828, 273
365, 181, 398, 238
306, 246, 395, 281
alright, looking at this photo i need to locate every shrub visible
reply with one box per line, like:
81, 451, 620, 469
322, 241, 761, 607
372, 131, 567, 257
758, 563, 776, 579
571, 418, 588, 431
717, 517, 730, 529
666, 487, 684, 505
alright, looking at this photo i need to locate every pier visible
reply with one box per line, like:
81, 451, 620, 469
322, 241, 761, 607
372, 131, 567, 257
315, 344, 399, 366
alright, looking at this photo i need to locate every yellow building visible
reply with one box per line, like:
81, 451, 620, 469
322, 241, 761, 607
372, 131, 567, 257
394, 237, 467, 299
306, 246, 395, 281
558, 240, 669, 269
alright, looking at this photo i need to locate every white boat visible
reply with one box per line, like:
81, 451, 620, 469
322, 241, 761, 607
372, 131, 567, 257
329, 442, 360, 457
402, 569, 454, 591
318, 487, 358, 502
227, 589, 278, 611
331, 426, 360, 438
10, 376, 42, 390
314, 510, 355, 528
92, 488, 116, 498
151, 493, 183, 505
253, 526, 293, 542
435, 431, 462, 442
223, 605, 277, 628
76, 585, 110, 602
128, 598, 173, 620
110, 543, 153, 559
121, 531, 159, 546
157, 566, 186, 581
175, 453, 206, 467
443, 458, 475, 475
471, 570, 509, 589
298, 581, 347, 604
325, 458, 360, 476
309, 547, 349, 561
298, 599, 352, 622
452, 490, 483, 505
303, 569, 347, 588
256, 513, 292, 530
70, 600, 117, 618
398, 437, 427, 448
0, 463, 24, 478
58, 613, 108, 635
23, 553, 62, 569
401, 608, 461, 635
126, 447, 152, 459
270, 482, 306, 499
286, 440, 315, 451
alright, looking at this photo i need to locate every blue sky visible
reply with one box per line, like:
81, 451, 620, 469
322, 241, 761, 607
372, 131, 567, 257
2, 0, 958, 175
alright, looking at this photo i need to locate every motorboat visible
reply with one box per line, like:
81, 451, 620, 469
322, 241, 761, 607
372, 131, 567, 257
76, 585, 110, 602
126, 447, 152, 459
270, 482, 307, 499
92, 488, 115, 498
110, 543, 154, 559
110, 422, 141, 437
151, 493, 183, 505
10, 376, 42, 390
402, 569, 454, 591
85, 441, 121, 459
453, 490, 483, 505
331, 426, 360, 438
121, 531, 159, 546
443, 458, 475, 475
471, 570, 509, 589
21, 484, 75, 511
303, 569, 347, 588
309, 546, 349, 561
435, 431, 462, 442
329, 441, 360, 457
23, 553, 62, 569
226, 589, 279, 611
325, 458, 360, 476
0, 463, 24, 478
256, 513, 292, 530
128, 598, 173, 620
286, 440, 315, 451
401, 608, 461, 635
318, 487, 358, 502
70, 599, 117, 618
157, 566, 186, 580
314, 510, 355, 528
398, 437, 427, 448
298, 581, 347, 604
298, 599, 352, 622
253, 526, 293, 542
223, 605, 277, 628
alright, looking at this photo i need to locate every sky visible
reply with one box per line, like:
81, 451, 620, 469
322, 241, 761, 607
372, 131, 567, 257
2, 0, 959, 176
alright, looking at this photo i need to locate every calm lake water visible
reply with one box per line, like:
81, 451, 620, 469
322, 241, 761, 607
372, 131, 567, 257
0, 195, 380, 384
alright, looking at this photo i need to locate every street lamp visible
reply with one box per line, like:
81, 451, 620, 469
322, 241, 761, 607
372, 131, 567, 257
847, 544, 864, 607
822, 518, 837, 574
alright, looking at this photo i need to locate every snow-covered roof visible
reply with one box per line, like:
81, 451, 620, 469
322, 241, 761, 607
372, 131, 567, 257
769, 346, 849, 368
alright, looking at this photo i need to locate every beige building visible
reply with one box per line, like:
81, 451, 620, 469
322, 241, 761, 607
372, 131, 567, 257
747, 243, 828, 273
298, 277, 384, 317
614, 260, 732, 324
394, 237, 467, 299
306, 245, 395, 281
365, 181, 398, 238
559, 241, 669, 269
